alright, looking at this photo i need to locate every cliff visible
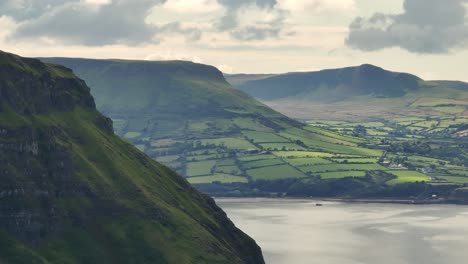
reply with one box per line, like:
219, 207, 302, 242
0, 51, 264, 264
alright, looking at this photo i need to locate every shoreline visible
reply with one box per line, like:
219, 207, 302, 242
214, 196, 468, 206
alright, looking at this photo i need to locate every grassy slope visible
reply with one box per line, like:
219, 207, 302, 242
0, 51, 264, 264
39, 57, 447, 190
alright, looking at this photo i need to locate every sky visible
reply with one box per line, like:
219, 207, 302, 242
1, 0, 468, 81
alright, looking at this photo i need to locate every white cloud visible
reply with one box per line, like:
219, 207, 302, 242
218, 64, 233, 73
83, 0, 112, 5
277, 0, 356, 13
162, 0, 223, 14
145, 50, 203, 63
0, 16, 17, 40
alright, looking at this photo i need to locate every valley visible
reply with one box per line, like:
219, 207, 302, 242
41, 58, 468, 200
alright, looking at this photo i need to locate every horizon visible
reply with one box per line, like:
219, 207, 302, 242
2, 49, 459, 82
1, 0, 468, 81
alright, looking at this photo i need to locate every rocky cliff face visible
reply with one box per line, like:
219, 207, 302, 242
0, 51, 264, 264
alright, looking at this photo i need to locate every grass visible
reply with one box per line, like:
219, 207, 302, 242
386, 170, 430, 184
272, 151, 336, 158
447, 170, 468, 177
200, 138, 256, 150
187, 154, 229, 161
215, 159, 237, 166
214, 165, 242, 175
260, 143, 305, 150
186, 160, 216, 176
247, 164, 305, 180
279, 130, 382, 156
300, 163, 387, 173
330, 158, 378, 164
187, 174, 248, 184
437, 176, 468, 184
320, 171, 367, 179
237, 154, 277, 162
232, 118, 273, 132
151, 139, 178, 147
242, 131, 289, 143
240, 159, 285, 170
286, 157, 332, 166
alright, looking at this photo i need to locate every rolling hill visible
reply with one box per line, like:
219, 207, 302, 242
229, 64, 468, 120
40, 57, 468, 200
0, 51, 264, 263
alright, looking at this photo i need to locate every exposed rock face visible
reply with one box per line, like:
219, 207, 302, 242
0, 51, 264, 264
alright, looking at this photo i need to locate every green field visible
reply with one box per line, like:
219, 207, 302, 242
300, 163, 387, 174
247, 164, 305, 180
186, 160, 216, 176
438, 176, 468, 184
320, 171, 367, 179
187, 174, 248, 184
237, 154, 277, 162
330, 158, 377, 164
387, 170, 431, 184
241, 158, 285, 170
200, 138, 257, 150
259, 143, 306, 150
243, 131, 290, 143
214, 165, 242, 175
286, 157, 332, 166
272, 151, 336, 158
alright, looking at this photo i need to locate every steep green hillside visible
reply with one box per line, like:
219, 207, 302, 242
229, 65, 468, 121
0, 51, 264, 264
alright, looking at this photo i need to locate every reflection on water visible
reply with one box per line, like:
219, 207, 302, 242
216, 198, 468, 264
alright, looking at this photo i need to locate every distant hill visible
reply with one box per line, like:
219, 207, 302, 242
430, 80, 468, 91
229, 65, 468, 120
235, 64, 422, 101
224, 73, 276, 86
1, 51, 264, 263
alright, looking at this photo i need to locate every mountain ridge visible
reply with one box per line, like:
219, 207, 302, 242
231, 64, 423, 101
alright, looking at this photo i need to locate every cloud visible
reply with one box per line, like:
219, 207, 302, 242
277, 0, 356, 13
1, 0, 358, 46
215, 0, 287, 41
6, 0, 165, 46
145, 50, 202, 63
0, 0, 74, 20
346, 0, 468, 54
162, 0, 222, 14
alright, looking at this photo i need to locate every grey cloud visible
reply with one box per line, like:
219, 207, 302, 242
0, 0, 74, 21
158, 22, 202, 42
2, 0, 287, 45
5, 0, 201, 46
215, 0, 286, 41
10, 0, 162, 46
216, 0, 277, 30
346, 0, 468, 53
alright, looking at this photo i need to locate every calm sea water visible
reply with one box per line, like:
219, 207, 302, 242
216, 198, 468, 264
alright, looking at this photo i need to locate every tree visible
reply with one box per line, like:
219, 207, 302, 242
353, 125, 367, 137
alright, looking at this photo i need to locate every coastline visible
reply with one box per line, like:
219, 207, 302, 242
214, 196, 468, 206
